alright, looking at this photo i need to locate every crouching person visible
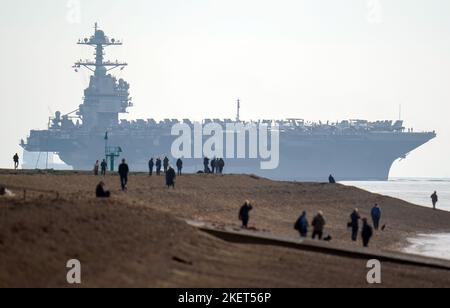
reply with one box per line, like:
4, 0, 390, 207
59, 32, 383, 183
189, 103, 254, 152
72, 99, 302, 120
96, 182, 111, 198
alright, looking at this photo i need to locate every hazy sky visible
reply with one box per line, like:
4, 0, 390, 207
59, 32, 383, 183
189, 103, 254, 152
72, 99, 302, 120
1, 0, 449, 177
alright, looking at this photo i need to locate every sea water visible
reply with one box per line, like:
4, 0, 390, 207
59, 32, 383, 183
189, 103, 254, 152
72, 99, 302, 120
403, 234, 450, 260
342, 178, 450, 260
342, 178, 450, 212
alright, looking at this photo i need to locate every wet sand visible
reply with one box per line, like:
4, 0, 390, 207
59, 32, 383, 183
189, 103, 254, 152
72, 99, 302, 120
0, 170, 449, 288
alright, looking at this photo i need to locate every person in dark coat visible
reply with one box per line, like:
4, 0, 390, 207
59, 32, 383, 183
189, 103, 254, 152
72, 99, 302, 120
311, 211, 326, 240
148, 158, 154, 176
218, 158, 225, 174
350, 209, 361, 242
118, 159, 129, 191
361, 218, 374, 248
203, 157, 210, 173
156, 158, 162, 176
431, 191, 438, 210
371, 204, 382, 230
295, 211, 309, 238
13, 153, 19, 170
211, 158, 217, 174
163, 157, 170, 173
96, 182, 110, 198
239, 201, 253, 229
166, 166, 176, 189
176, 159, 183, 176
329, 174, 336, 184
100, 159, 108, 176
0, 186, 6, 196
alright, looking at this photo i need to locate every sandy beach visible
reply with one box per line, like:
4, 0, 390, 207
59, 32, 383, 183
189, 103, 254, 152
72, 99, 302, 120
1, 170, 450, 288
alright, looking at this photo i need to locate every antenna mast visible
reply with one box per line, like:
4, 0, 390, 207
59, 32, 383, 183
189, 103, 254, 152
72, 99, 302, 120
73, 23, 127, 75
236, 99, 241, 122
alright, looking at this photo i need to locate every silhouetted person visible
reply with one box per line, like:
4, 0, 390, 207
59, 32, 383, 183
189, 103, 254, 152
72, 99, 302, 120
13, 153, 19, 170
329, 175, 336, 184
156, 158, 162, 176
312, 211, 326, 240
239, 201, 253, 229
295, 211, 309, 238
362, 218, 373, 248
176, 159, 183, 176
350, 209, 361, 242
163, 156, 169, 173
166, 166, 176, 189
218, 158, 225, 174
0, 186, 5, 196
211, 158, 217, 174
118, 159, 129, 191
101, 159, 107, 176
94, 160, 100, 176
96, 182, 110, 198
431, 191, 438, 210
148, 158, 154, 176
371, 204, 382, 230
203, 157, 210, 173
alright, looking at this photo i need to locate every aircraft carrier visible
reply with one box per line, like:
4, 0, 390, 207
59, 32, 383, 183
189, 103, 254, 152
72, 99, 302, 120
21, 25, 436, 181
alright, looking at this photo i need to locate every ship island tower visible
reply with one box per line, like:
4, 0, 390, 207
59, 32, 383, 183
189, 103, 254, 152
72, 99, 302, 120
73, 23, 132, 130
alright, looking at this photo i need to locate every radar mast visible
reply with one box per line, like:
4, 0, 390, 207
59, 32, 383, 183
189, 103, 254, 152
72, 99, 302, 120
73, 23, 127, 76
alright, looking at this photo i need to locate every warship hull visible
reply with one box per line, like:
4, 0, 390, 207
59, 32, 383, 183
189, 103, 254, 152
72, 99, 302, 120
23, 129, 436, 181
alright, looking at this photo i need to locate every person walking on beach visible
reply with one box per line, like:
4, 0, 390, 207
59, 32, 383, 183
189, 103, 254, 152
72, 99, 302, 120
163, 156, 170, 174
362, 218, 374, 248
431, 191, 438, 210
156, 158, 162, 176
371, 204, 382, 230
101, 159, 107, 176
239, 201, 253, 229
176, 158, 183, 176
118, 159, 129, 191
350, 209, 361, 242
96, 182, 111, 198
94, 160, 100, 176
13, 153, 19, 170
148, 158, 154, 176
312, 211, 326, 240
295, 211, 309, 238
166, 166, 176, 189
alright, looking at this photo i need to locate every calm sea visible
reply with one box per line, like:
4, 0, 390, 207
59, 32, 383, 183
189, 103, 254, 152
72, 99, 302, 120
342, 178, 450, 260
342, 178, 450, 212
